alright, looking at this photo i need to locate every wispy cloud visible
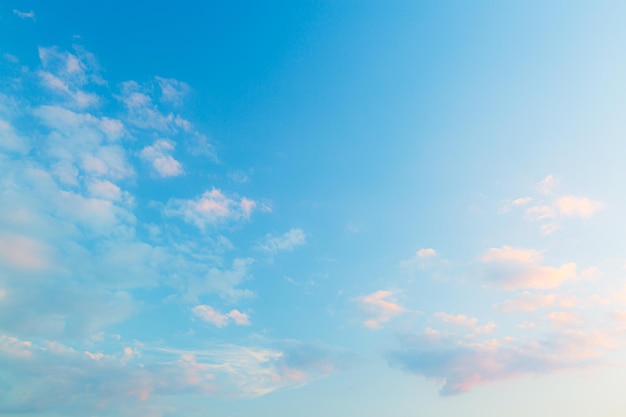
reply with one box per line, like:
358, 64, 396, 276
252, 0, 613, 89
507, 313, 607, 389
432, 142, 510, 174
13, 9, 35, 20
257, 228, 306, 254
0, 336, 351, 415
357, 290, 410, 329
537, 174, 560, 195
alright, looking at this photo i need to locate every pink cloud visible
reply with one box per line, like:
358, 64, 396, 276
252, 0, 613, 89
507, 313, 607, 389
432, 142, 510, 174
494, 291, 578, 313
358, 290, 408, 329
192, 305, 251, 327
481, 246, 577, 290
388, 329, 614, 395
165, 188, 257, 229
555, 196, 605, 218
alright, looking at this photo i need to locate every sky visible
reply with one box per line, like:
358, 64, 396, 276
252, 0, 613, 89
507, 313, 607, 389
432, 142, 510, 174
1, 1, 626, 416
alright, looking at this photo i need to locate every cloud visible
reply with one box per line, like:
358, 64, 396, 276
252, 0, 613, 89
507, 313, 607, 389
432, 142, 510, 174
554, 196, 605, 218
358, 290, 408, 329
192, 305, 250, 327
257, 228, 306, 254
184, 258, 255, 303
499, 197, 532, 214
494, 291, 578, 313
140, 139, 184, 177
431, 312, 495, 335
537, 174, 560, 195
481, 246, 577, 290
0, 119, 30, 153
12, 9, 35, 20
156, 76, 191, 106
417, 248, 437, 258
165, 188, 256, 229
37, 46, 101, 108
387, 328, 613, 395
0, 335, 351, 416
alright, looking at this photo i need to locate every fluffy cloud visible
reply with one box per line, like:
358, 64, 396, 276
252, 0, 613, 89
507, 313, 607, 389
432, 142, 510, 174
554, 196, 605, 218
140, 139, 184, 177
481, 246, 577, 290
257, 228, 306, 254
387, 328, 613, 395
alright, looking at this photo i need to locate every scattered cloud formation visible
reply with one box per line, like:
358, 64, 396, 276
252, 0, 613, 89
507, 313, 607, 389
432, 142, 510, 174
358, 290, 409, 329
481, 246, 577, 290
504, 175, 605, 235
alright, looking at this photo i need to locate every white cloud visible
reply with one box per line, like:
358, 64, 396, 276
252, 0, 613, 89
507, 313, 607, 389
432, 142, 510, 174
183, 258, 255, 303
140, 139, 184, 177
37, 46, 101, 108
0, 119, 30, 153
156, 76, 191, 106
481, 246, 577, 290
258, 228, 306, 254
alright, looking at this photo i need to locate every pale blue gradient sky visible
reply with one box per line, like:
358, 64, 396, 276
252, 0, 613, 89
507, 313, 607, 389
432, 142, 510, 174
1, 1, 626, 416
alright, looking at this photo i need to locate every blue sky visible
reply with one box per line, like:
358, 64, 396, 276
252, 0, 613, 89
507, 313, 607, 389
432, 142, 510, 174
2, 1, 626, 416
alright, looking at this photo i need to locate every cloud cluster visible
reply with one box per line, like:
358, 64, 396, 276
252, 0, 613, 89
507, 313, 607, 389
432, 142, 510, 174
387, 328, 613, 395
500, 175, 605, 235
